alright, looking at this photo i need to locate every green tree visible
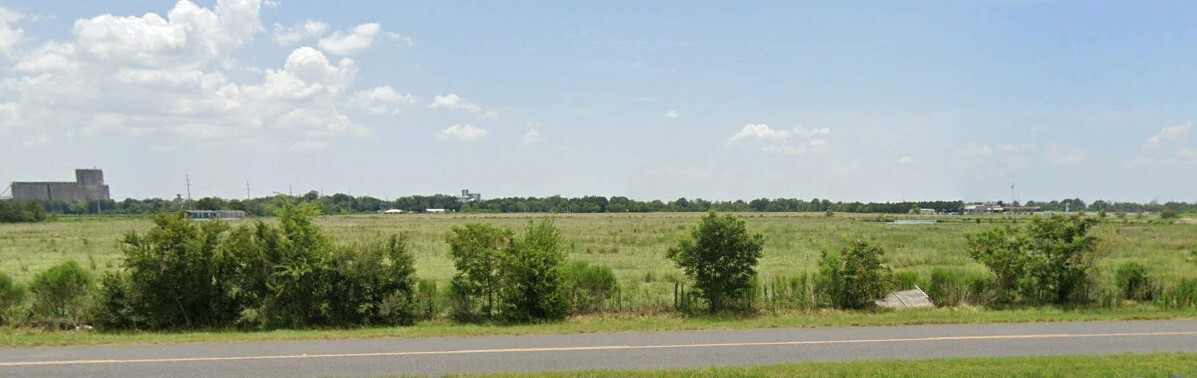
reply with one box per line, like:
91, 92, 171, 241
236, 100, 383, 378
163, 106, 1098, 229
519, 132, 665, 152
667, 212, 765, 312
815, 240, 894, 309
967, 214, 1102, 305
446, 223, 513, 319
501, 219, 570, 321
29, 261, 93, 328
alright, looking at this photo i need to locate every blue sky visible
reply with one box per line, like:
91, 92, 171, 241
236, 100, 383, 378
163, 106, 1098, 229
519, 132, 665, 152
1, 1, 1194, 202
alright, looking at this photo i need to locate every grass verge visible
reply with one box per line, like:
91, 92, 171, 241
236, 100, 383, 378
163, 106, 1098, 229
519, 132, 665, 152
463, 353, 1197, 377
3, 306, 1193, 349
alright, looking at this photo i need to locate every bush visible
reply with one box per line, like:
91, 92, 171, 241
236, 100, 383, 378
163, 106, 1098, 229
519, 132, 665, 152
501, 219, 570, 322
414, 279, 440, 320
29, 261, 93, 328
563, 261, 619, 314
667, 212, 765, 312
0, 272, 26, 326
815, 240, 894, 310
967, 214, 1101, 305
1157, 279, 1197, 310
96, 200, 424, 330
925, 268, 991, 307
0, 199, 47, 223
894, 271, 921, 290
1114, 262, 1154, 301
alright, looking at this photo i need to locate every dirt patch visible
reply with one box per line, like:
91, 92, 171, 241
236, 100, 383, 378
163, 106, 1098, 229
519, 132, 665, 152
1178, 218, 1197, 225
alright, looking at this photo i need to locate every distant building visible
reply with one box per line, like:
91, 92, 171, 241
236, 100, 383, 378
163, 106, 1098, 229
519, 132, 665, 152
964, 202, 1040, 215
457, 189, 482, 203
10, 169, 111, 202
184, 210, 246, 221
382, 209, 405, 214
918, 208, 937, 215
426, 208, 446, 214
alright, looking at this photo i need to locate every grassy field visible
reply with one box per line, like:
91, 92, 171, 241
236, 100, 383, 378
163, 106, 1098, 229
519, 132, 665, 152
2, 212, 1194, 298
466, 353, 1197, 377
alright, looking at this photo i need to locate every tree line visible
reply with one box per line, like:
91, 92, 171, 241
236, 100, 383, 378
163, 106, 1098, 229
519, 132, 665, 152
19, 193, 1197, 217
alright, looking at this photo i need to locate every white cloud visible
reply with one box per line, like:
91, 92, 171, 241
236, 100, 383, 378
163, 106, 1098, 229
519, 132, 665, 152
665, 110, 678, 119
428, 93, 483, 113
1147, 122, 1192, 146
729, 123, 832, 155
0, 0, 389, 149
1044, 143, 1087, 164
317, 23, 380, 56
437, 124, 488, 142
0, 5, 27, 58
523, 128, 542, 145
272, 20, 329, 45
348, 86, 415, 114
794, 126, 830, 137
729, 123, 790, 143
1180, 147, 1197, 162
957, 143, 994, 157
384, 31, 413, 47
897, 156, 918, 164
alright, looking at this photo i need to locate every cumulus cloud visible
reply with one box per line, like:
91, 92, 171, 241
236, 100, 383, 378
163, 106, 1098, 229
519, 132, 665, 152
1044, 143, 1088, 164
437, 124, 488, 142
1147, 122, 1192, 146
427, 93, 495, 118
272, 20, 329, 45
348, 86, 415, 114
0, 0, 394, 150
523, 128, 542, 145
317, 22, 380, 56
0, 5, 27, 58
665, 110, 678, 118
729, 123, 791, 143
897, 156, 918, 164
729, 123, 830, 155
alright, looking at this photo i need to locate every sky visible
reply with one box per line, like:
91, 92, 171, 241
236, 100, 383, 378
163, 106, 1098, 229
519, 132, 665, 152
1, 0, 1195, 203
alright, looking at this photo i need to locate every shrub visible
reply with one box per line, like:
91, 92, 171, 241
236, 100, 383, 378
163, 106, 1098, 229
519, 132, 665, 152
0, 272, 26, 326
90, 273, 142, 330
501, 219, 570, 322
118, 213, 230, 329
29, 261, 93, 328
414, 279, 440, 320
1156, 279, 1197, 310
1114, 262, 1154, 301
562, 261, 619, 314
667, 212, 765, 312
815, 240, 894, 310
894, 271, 921, 290
967, 214, 1101, 305
925, 268, 992, 307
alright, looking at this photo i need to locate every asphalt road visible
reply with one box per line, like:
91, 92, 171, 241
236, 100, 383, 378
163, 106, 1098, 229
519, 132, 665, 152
2, 320, 1196, 377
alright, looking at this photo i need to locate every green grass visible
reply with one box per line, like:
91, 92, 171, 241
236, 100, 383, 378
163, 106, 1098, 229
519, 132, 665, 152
464, 353, 1197, 377
3, 306, 1193, 348
2, 212, 1195, 348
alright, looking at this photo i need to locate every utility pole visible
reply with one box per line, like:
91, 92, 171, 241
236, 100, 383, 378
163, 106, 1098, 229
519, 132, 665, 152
185, 174, 193, 210
246, 181, 251, 200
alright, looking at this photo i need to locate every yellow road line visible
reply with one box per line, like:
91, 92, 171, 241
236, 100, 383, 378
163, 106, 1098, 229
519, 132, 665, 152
2, 331, 1195, 368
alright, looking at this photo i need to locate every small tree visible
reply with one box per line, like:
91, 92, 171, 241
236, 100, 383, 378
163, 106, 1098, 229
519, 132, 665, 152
501, 219, 570, 322
815, 240, 894, 309
446, 223, 513, 319
667, 212, 765, 312
967, 214, 1102, 305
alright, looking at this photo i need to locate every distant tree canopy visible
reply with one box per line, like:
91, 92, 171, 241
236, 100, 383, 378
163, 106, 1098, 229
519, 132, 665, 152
23, 192, 1197, 217
0, 200, 47, 223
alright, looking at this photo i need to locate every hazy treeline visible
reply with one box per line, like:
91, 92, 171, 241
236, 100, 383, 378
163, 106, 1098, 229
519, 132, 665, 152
21, 192, 1197, 217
